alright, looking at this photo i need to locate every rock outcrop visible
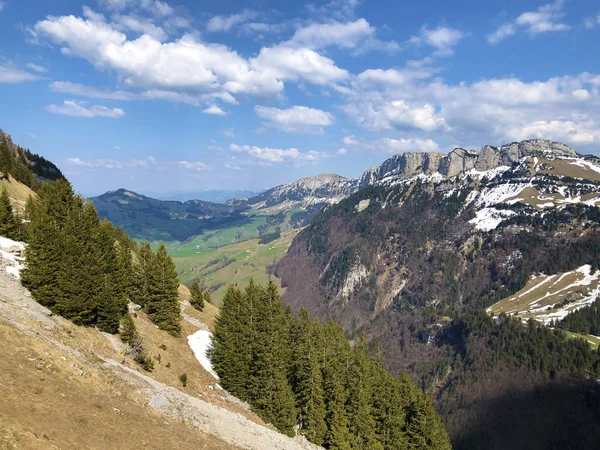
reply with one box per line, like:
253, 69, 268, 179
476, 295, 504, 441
358, 139, 577, 187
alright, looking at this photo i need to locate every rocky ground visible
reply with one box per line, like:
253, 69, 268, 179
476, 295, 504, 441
0, 244, 321, 450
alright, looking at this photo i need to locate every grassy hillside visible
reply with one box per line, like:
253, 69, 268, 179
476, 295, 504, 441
170, 229, 300, 305
0, 172, 35, 211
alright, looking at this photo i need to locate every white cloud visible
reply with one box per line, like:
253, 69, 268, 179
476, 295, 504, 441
230, 143, 330, 165
207, 9, 257, 32
251, 45, 348, 85
46, 100, 125, 118
584, 13, 600, 29
342, 136, 440, 153
342, 98, 447, 133
287, 19, 399, 54
487, 24, 516, 44
0, 1, 6, 12
254, 105, 334, 133
66, 156, 154, 169
112, 14, 167, 40
409, 26, 465, 56
0, 63, 38, 83
178, 161, 209, 171
33, 13, 287, 100
26, 63, 48, 73
336, 148, 348, 155
341, 64, 600, 149
488, 0, 570, 44
203, 105, 227, 116
507, 120, 600, 146
50, 81, 136, 100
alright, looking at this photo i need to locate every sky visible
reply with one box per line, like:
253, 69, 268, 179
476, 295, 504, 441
0, 0, 599, 196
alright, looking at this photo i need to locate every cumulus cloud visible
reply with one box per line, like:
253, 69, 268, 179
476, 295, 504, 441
111, 14, 167, 40
488, 0, 570, 44
409, 26, 465, 56
203, 105, 228, 115
342, 136, 441, 153
46, 100, 125, 118
207, 9, 257, 32
254, 105, 334, 134
250, 45, 348, 85
33, 10, 350, 106
341, 66, 600, 149
289, 18, 399, 53
230, 143, 331, 165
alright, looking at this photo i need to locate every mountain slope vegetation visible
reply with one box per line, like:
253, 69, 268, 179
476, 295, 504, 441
275, 139, 600, 448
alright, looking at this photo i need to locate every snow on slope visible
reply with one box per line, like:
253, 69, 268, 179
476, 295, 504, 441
488, 265, 600, 325
0, 236, 25, 279
188, 330, 219, 380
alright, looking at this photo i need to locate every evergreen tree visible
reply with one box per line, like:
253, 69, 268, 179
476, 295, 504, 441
322, 320, 352, 450
248, 281, 297, 436
0, 142, 12, 175
209, 284, 252, 398
120, 313, 139, 345
290, 309, 327, 445
346, 334, 382, 450
189, 280, 205, 311
22, 180, 133, 333
0, 187, 18, 239
131, 241, 154, 306
22, 180, 78, 310
145, 244, 181, 336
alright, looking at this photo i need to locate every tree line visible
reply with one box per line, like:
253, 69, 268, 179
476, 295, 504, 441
555, 299, 600, 336
209, 280, 451, 449
18, 179, 181, 336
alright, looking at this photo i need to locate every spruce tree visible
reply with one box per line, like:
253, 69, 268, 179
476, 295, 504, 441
22, 180, 78, 310
0, 142, 12, 175
120, 313, 139, 345
290, 309, 327, 445
346, 334, 383, 450
131, 241, 154, 306
145, 244, 181, 336
0, 187, 18, 239
189, 280, 205, 311
248, 281, 297, 436
322, 320, 352, 450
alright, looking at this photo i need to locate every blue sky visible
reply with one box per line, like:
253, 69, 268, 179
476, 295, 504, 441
0, 0, 599, 196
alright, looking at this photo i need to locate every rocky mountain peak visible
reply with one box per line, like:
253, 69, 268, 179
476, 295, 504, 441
359, 139, 578, 187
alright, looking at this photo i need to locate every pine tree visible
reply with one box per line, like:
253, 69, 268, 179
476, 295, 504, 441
0, 142, 12, 175
209, 284, 252, 398
189, 280, 205, 311
322, 320, 352, 450
145, 244, 181, 336
290, 309, 327, 445
120, 313, 139, 345
22, 180, 78, 310
248, 281, 297, 436
131, 241, 154, 307
0, 187, 18, 239
346, 334, 383, 450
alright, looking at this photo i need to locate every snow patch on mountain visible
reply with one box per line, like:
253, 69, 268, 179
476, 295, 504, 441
188, 329, 219, 380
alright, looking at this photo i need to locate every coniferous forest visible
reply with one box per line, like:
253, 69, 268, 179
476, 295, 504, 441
209, 280, 451, 449
20, 179, 181, 336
